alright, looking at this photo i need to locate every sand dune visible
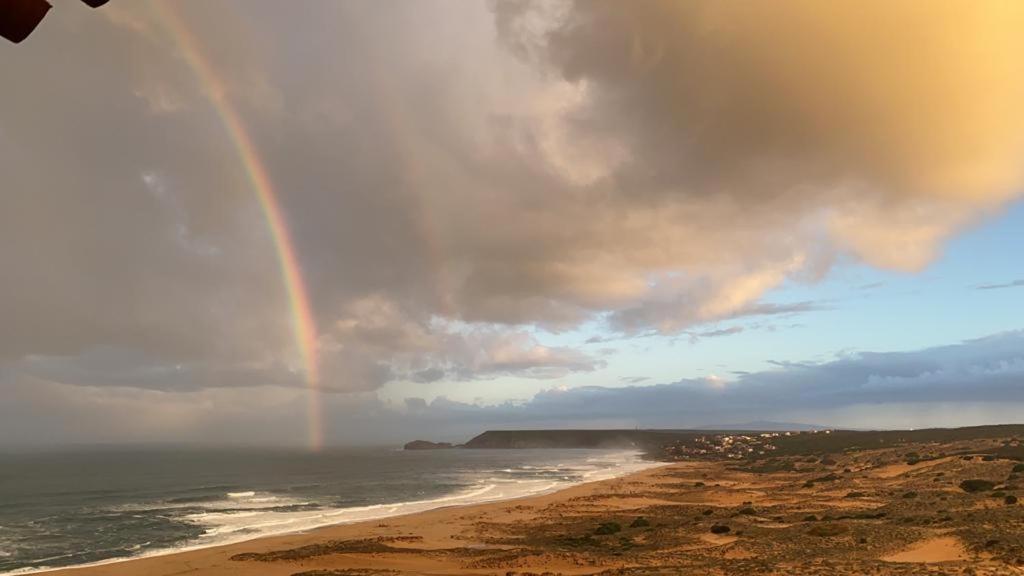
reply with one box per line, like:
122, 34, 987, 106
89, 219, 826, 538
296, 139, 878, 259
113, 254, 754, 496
881, 536, 969, 563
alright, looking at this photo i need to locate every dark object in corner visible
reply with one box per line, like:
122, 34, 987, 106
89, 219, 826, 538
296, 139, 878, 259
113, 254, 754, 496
403, 440, 454, 450
2, 0, 108, 44
0, 0, 50, 43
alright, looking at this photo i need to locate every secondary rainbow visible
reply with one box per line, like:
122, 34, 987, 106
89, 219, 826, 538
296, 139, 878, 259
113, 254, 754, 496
155, 3, 323, 450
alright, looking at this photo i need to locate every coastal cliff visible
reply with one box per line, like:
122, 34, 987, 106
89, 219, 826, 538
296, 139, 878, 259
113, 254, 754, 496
461, 429, 702, 450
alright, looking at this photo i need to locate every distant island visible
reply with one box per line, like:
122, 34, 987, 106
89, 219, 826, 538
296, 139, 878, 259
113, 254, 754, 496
402, 440, 456, 450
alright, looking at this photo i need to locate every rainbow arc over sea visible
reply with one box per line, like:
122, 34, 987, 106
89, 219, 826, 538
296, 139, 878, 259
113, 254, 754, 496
155, 4, 323, 450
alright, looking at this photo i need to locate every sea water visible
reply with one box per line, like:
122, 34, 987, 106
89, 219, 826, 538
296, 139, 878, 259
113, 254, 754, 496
0, 447, 658, 573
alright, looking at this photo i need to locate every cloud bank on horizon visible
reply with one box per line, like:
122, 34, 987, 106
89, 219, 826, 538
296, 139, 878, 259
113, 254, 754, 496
4, 331, 1023, 445
1, 0, 1023, 444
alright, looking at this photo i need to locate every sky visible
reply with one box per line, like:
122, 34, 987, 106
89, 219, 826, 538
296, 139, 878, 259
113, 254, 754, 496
1, 0, 1023, 447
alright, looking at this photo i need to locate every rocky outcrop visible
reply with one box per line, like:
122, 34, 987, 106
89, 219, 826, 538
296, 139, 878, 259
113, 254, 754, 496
403, 440, 455, 450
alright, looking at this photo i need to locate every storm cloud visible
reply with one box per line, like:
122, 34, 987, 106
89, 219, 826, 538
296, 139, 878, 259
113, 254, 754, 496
1, 0, 1024, 429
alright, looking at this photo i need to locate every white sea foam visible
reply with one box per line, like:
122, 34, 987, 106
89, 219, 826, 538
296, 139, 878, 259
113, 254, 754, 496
110, 492, 306, 515
226, 491, 256, 498
172, 450, 661, 552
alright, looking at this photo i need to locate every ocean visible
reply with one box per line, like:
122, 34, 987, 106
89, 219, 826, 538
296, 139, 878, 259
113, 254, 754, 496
0, 446, 658, 574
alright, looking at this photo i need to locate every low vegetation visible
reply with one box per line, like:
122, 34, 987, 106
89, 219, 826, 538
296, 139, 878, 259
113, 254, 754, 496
960, 479, 997, 493
629, 517, 650, 528
594, 522, 622, 535
807, 524, 849, 537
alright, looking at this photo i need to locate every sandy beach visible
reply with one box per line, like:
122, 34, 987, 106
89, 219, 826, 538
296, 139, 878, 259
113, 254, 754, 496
38, 442, 1024, 575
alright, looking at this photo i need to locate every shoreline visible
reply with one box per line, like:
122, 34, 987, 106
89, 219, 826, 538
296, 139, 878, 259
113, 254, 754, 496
23, 455, 667, 576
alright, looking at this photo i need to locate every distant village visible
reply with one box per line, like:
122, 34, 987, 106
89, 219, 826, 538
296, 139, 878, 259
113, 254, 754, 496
663, 429, 833, 460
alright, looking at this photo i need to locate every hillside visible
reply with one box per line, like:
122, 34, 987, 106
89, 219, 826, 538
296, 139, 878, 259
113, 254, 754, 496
462, 429, 704, 450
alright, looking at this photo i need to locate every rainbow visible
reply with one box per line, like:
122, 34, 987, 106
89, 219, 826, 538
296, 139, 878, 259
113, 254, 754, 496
154, 4, 323, 450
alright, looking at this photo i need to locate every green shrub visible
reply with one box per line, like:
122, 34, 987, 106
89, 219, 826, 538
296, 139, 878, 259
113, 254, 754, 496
807, 524, 849, 537
960, 479, 997, 493
595, 522, 622, 535
902, 491, 917, 499
554, 535, 598, 548
738, 507, 757, 515
1007, 495, 1019, 505
1013, 463, 1024, 473
803, 514, 818, 522
629, 517, 650, 528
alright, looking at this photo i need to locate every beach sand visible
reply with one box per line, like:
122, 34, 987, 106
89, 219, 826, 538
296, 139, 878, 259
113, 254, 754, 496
881, 536, 969, 563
